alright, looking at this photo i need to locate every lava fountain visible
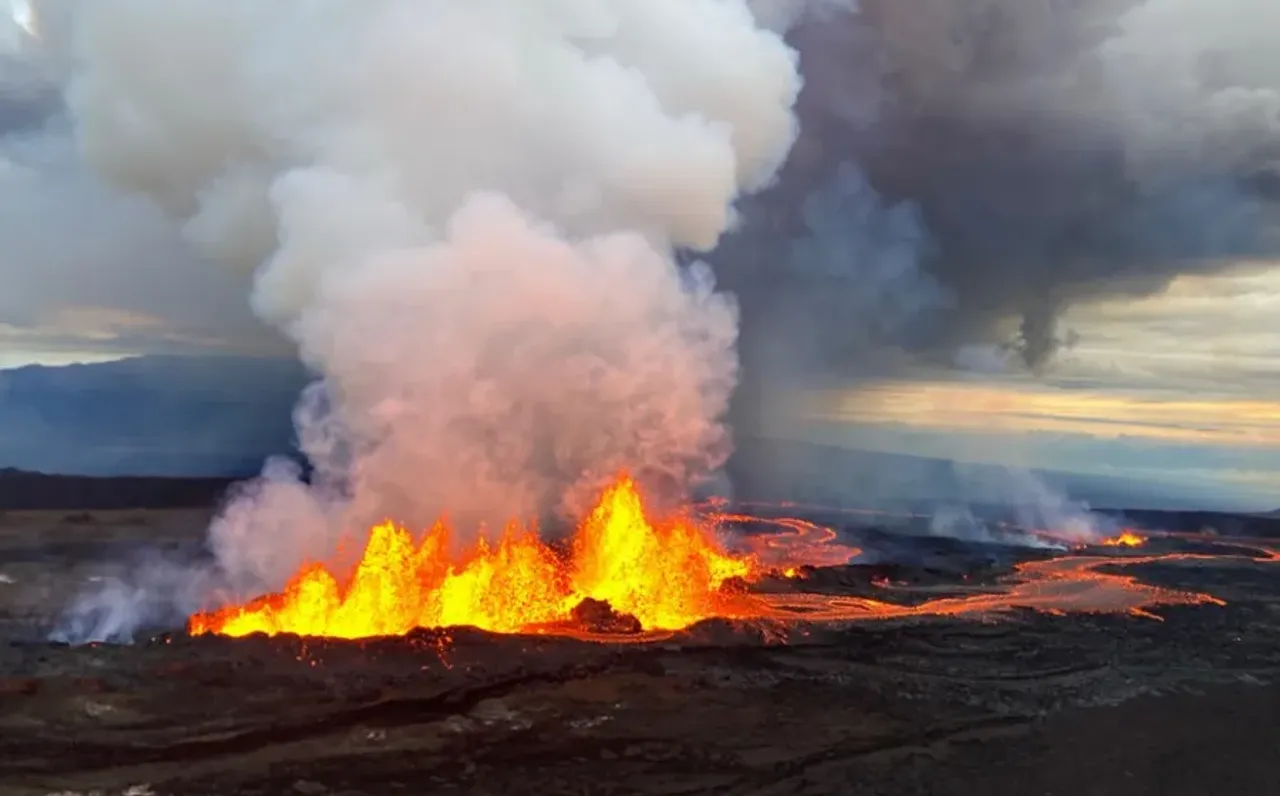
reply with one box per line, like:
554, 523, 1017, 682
190, 475, 759, 640
1101, 530, 1146, 548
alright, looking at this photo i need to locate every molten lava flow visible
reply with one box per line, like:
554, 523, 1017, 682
189, 476, 757, 640
189, 487, 1271, 644
713, 512, 862, 571
754, 553, 1227, 623
1101, 530, 1146, 548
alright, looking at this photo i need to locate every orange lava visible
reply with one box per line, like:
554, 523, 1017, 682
713, 512, 862, 570
753, 553, 1227, 623
1101, 530, 1146, 548
190, 487, 1273, 644
189, 475, 757, 639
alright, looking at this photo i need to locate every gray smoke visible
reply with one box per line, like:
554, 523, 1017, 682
929, 465, 1118, 548
13, 1, 1271, 435
0, 3, 278, 363
49, 553, 221, 644
718, 0, 1280, 402
746, 0, 856, 33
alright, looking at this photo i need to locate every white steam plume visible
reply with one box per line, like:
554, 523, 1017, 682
62, 1, 802, 593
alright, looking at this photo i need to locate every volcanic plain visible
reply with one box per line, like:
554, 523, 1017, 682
1, 493, 1279, 796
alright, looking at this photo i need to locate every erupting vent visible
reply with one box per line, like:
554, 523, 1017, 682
189, 479, 1251, 644
1101, 531, 1146, 548
190, 476, 759, 639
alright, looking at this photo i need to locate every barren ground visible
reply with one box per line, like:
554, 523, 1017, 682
1, 508, 1278, 796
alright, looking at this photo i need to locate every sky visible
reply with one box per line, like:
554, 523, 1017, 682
781, 266, 1280, 510
0, 2, 105, 368
0, 1, 283, 368
0, 1, 1277, 511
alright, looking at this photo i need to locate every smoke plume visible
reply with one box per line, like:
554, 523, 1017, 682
12, 1, 1273, 445
54, 1, 802, 593
720, 0, 1280, 398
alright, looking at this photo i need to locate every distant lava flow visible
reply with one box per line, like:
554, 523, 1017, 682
711, 512, 863, 570
757, 554, 1228, 625
189, 480, 1271, 642
1100, 530, 1146, 548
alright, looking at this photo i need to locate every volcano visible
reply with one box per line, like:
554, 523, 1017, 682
3, 479, 1280, 795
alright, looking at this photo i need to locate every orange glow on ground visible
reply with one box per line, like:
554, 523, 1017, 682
757, 553, 1228, 624
712, 512, 863, 569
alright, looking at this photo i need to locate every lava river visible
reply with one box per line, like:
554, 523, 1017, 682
190, 476, 1269, 642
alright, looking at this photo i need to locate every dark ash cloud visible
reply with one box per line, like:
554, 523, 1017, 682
716, 0, 1280, 411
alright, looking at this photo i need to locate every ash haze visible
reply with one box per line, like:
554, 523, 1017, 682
787, 267, 1280, 512
0, 0, 1277, 527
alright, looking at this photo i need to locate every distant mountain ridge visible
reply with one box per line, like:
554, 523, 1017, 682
0, 355, 307, 477
0, 467, 236, 510
0, 356, 1255, 514
727, 435, 1253, 514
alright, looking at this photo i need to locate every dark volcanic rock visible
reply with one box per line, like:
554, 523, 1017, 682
570, 598, 642, 635
0, 468, 235, 511
0, 545, 1277, 795
0, 511, 1278, 795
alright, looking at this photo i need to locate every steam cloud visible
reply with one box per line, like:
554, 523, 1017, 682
5, 1, 1275, 393
8, 1, 1274, 432
51, 1, 803, 593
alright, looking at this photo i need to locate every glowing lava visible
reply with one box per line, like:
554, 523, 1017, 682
713, 512, 863, 570
757, 553, 1227, 624
189, 476, 757, 640
1101, 530, 1146, 548
191, 485, 1269, 644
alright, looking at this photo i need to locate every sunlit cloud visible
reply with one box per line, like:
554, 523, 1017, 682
778, 264, 1280, 510
9, 1, 33, 37
802, 381, 1280, 447
1051, 265, 1280, 398
0, 305, 287, 367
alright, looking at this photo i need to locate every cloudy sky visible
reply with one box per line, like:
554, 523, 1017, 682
785, 265, 1280, 510
0, 1, 281, 368
1, 1, 1277, 510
